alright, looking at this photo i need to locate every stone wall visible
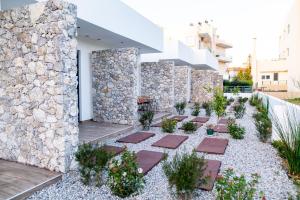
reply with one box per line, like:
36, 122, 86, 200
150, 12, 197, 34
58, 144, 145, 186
92, 48, 139, 125
191, 69, 223, 103
174, 66, 190, 103
141, 61, 175, 111
0, 0, 78, 172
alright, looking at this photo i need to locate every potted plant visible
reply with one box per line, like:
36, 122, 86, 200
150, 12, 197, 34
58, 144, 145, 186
175, 102, 186, 115
139, 111, 154, 131
206, 124, 214, 135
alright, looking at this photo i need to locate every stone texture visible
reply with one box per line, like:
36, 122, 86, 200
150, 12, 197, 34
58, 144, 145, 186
191, 69, 223, 103
174, 66, 190, 103
141, 61, 175, 112
92, 48, 139, 125
0, 0, 78, 172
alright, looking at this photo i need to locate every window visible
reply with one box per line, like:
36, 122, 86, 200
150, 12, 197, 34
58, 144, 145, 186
262, 75, 265, 79
266, 75, 270, 80
287, 48, 289, 56
274, 73, 278, 81
288, 24, 290, 34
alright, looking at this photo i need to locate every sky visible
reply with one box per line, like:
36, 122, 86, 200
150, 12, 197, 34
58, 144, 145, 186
121, 0, 294, 66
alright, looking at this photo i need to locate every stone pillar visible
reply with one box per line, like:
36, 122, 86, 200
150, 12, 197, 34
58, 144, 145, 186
0, 0, 78, 172
92, 48, 139, 125
174, 66, 190, 103
141, 61, 175, 112
191, 69, 223, 103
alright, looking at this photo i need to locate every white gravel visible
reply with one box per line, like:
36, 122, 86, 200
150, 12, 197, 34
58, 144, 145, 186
28, 103, 298, 200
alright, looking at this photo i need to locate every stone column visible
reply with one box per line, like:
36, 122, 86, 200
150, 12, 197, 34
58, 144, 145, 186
174, 66, 190, 103
92, 48, 139, 125
0, 0, 78, 172
191, 69, 223, 103
141, 61, 175, 112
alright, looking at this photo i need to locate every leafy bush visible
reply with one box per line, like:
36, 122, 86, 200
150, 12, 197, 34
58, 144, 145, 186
233, 103, 246, 119
272, 111, 300, 176
238, 97, 248, 104
139, 111, 154, 130
249, 94, 261, 107
175, 102, 186, 115
181, 122, 197, 134
212, 88, 227, 119
75, 143, 112, 186
216, 168, 260, 200
253, 111, 272, 143
272, 140, 287, 159
223, 79, 253, 87
163, 151, 207, 199
228, 122, 245, 139
191, 102, 201, 116
162, 118, 177, 133
108, 150, 144, 198
202, 102, 212, 116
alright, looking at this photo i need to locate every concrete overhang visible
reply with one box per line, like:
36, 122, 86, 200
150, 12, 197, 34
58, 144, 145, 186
0, 0, 163, 54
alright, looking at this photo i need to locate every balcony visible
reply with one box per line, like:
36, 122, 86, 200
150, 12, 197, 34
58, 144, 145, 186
216, 54, 232, 63
216, 39, 232, 48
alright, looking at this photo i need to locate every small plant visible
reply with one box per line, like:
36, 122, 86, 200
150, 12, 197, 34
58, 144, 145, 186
75, 143, 112, 186
233, 103, 246, 119
162, 118, 177, 133
108, 150, 144, 198
191, 102, 201, 116
249, 94, 261, 107
216, 168, 260, 200
206, 124, 214, 135
253, 111, 272, 143
181, 122, 197, 134
139, 111, 154, 130
163, 151, 207, 199
212, 88, 227, 119
228, 122, 245, 139
175, 102, 186, 115
272, 140, 287, 159
202, 102, 212, 116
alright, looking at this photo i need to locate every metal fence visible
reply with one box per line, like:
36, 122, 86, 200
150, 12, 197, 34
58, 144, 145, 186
223, 86, 252, 93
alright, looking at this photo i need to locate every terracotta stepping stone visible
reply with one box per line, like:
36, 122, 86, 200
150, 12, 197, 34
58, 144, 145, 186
195, 138, 229, 154
102, 145, 125, 156
213, 124, 229, 133
151, 122, 163, 127
192, 117, 210, 123
136, 150, 164, 175
170, 116, 188, 122
152, 135, 188, 149
199, 159, 222, 191
179, 122, 203, 130
218, 118, 229, 124
117, 132, 155, 144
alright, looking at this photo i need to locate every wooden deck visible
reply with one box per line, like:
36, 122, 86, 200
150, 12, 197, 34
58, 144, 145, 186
0, 159, 61, 200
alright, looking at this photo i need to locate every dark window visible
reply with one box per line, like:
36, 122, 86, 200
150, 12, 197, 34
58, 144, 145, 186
266, 75, 270, 79
262, 75, 265, 79
274, 73, 278, 81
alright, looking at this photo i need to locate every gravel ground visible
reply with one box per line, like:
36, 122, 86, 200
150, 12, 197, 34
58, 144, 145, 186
28, 102, 297, 200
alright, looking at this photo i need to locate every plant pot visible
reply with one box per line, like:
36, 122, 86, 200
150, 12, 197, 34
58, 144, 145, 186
207, 129, 214, 135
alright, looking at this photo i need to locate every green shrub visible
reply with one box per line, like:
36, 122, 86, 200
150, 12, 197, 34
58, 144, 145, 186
108, 150, 144, 198
253, 112, 272, 143
272, 140, 287, 159
163, 151, 207, 199
162, 118, 177, 133
181, 122, 197, 134
228, 122, 245, 139
75, 143, 112, 186
139, 111, 154, 130
212, 88, 227, 119
216, 168, 260, 200
249, 94, 261, 107
175, 102, 186, 115
272, 111, 300, 176
202, 102, 212, 116
223, 79, 253, 87
233, 103, 246, 119
238, 97, 248, 104
191, 102, 201, 116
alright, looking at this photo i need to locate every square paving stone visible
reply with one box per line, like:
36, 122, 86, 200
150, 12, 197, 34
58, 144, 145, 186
102, 145, 125, 156
199, 159, 222, 191
195, 138, 229, 154
218, 118, 230, 124
170, 116, 188, 122
179, 122, 203, 130
152, 135, 188, 149
213, 124, 229, 133
191, 117, 210, 123
117, 132, 155, 144
136, 150, 164, 175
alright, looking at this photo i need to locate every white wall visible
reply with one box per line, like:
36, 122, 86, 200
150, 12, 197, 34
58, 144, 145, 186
77, 37, 110, 121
